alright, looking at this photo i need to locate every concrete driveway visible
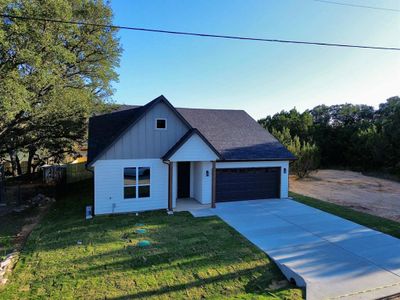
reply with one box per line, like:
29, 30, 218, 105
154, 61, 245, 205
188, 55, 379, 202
191, 199, 400, 300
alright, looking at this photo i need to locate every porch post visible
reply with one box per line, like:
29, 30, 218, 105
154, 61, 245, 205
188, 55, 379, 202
168, 162, 173, 211
211, 161, 216, 208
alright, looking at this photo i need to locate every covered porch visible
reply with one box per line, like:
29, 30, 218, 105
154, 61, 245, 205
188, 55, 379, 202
162, 128, 221, 212
174, 198, 211, 212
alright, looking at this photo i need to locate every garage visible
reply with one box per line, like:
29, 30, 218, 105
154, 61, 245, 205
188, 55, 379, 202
216, 167, 281, 202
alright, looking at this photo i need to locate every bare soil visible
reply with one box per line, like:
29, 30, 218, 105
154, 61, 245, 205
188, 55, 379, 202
290, 169, 400, 222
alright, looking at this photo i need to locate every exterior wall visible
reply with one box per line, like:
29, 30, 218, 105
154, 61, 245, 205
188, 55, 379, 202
192, 161, 213, 204
93, 159, 168, 214
193, 162, 203, 202
100, 102, 189, 160
216, 161, 289, 198
169, 134, 219, 162
172, 162, 177, 208
190, 162, 194, 198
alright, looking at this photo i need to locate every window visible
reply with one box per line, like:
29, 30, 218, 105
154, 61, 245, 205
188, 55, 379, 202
155, 118, 167, 130
124, 167, 151, 199
124, 168, 136, 199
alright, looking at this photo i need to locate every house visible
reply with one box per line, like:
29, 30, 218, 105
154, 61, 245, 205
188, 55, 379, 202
87, 95, 295, 215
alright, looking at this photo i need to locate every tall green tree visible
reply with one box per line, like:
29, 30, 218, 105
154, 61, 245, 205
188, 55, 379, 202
375, 96, 400, 174
259, 108, 313, 142
0, 0, 121, 175
271, 127, 319, 178
260, 98, 399, 176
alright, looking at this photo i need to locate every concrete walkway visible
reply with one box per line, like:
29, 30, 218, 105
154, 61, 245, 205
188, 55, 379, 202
190, 199, 400, 300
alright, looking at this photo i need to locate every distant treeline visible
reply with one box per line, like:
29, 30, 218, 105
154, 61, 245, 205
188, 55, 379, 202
259, 96, 400, 176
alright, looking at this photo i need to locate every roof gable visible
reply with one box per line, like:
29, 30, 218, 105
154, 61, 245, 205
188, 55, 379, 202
87, 95, 192, 166
163, 129, 222, 161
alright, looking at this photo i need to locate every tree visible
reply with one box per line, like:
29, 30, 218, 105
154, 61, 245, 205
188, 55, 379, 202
262, 98, 399, 177
0, 0, 121, 175
375, 97, 400, 174
309, 103, 376, 168
259, 108, 313, 142
271, 127, 319, 178
288, 137, 319, 178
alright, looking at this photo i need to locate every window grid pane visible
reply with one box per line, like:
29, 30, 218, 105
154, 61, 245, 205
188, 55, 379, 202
124, 186, 136, 199
138, 167, 150, 185
124, 167, 151, 199
138, 185, 150, 198
124, 167, 137, 186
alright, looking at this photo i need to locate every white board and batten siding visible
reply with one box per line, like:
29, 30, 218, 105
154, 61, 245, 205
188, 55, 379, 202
216, 161, 289, 198
94, 159, 168, 214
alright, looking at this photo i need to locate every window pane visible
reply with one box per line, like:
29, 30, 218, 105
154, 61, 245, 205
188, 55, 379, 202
124, 168, 136, 185
139, 185, 150, 198
138, 167, 150, 185
156, 119, 166, 129
124, 186, 136, 199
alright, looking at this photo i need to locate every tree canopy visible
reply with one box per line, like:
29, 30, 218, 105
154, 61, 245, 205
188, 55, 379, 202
0, 0, 121, 175
259, 97, 400, 177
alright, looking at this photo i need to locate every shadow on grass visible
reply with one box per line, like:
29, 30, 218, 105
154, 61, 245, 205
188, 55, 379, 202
3, 179, 301, 299
106, 265, 271, 299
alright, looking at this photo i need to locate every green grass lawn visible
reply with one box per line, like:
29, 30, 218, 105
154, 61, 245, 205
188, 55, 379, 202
0, 182, 302, 300
290, 192, 400, 239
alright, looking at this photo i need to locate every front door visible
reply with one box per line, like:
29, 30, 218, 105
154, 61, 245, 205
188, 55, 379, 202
177, 162, 190, 198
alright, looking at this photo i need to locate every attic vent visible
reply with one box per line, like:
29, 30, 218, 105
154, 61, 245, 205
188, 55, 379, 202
155, 118, 167, 130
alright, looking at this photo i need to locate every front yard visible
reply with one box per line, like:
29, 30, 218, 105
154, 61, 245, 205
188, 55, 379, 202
0, 181, 302, 299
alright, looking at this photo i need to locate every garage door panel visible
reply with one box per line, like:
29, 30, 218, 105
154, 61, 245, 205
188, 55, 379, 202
216, 167, 280, 202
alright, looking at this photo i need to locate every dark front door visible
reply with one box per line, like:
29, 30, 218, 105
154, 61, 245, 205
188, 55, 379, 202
216, 167, 280, 202
177, 162, 190, 198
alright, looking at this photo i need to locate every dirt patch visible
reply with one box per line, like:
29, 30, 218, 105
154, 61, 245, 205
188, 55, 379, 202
290, 169, 400, 222
0, 200, 52, 286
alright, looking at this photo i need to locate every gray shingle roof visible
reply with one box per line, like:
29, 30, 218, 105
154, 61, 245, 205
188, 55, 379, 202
87, 96, 295, 165
176, 107, 295, 160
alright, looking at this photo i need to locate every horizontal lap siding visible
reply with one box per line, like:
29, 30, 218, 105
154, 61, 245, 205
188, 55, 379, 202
94, 159, 168, 214
216, 161, 289, 198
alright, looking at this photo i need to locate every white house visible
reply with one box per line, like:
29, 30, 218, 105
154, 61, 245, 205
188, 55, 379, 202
87, 95, 295, 215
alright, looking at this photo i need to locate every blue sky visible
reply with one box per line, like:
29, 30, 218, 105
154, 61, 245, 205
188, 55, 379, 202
110, 0, 400, 119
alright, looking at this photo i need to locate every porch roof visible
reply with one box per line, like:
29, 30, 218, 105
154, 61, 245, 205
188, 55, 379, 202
163, 128, 222, 162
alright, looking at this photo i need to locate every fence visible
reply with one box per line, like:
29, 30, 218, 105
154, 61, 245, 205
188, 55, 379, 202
66, 162, 93, 184
0, 165, 5, 204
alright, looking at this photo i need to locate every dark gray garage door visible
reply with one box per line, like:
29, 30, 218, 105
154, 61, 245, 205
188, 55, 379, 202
216, 167, 280, 202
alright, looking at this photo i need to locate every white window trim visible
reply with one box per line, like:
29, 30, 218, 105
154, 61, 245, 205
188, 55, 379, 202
155, 118, 167, 130
123, 167, 151, 200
